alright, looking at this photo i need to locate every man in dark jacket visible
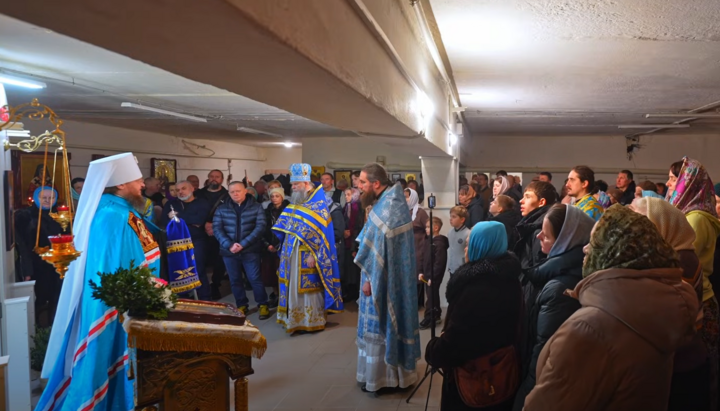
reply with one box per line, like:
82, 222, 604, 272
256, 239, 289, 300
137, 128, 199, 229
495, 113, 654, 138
329, 201, 346, 296
162, 181, 212, 300
616, 169, 637, 206
212, 181, 269, 318
196, 169, 230, 299
511, 182, 558, 272
489, 195, 522, 250
419, 217, 449, 330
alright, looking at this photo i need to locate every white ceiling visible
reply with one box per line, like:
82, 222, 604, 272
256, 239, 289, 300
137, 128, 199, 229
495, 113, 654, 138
430, 0, 720, 136
0, 14, 355, 145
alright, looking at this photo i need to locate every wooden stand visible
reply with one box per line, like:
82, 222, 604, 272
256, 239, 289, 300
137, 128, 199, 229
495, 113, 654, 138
134, 350, 253, 411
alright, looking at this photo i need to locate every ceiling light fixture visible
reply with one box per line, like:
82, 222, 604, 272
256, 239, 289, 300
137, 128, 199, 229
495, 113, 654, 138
0, 73, 46, 89
283, 142, 294, 148
646, 113, 720, 119
448, 132, 458, 146
618, 124, 689, 129
237, 127, 284, 138
120, 102, 207, 122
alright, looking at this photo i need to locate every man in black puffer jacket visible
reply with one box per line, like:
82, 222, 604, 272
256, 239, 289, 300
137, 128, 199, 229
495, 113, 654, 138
213, 181, 269, 318
510, 181, 558, 273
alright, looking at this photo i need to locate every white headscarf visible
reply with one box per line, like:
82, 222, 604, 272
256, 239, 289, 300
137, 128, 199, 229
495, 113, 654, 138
548, 204, 595, 258
43, 153, 142, 377
493, 176, 510, 199
406, 188, 420, 221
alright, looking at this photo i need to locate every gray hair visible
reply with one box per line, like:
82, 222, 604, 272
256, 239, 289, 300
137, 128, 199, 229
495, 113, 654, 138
361, 163, 391, 186
175, 180, 192, 188
228, 181, 246, 189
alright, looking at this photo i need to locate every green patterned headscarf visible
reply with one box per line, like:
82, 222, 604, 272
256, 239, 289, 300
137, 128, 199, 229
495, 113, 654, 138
582, 204, 679, 278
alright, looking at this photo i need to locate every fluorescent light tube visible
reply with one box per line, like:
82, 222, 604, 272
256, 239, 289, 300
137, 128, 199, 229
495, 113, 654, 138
0, 74, 46, 89
618, 124, 689, 129
237, 127, 284, 138
120, 102, 207, 123
283, 142, 294, 148
646, 113, 720, 119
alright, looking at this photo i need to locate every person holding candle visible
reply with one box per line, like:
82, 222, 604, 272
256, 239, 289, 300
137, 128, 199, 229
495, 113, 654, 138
14, 186, 63, 327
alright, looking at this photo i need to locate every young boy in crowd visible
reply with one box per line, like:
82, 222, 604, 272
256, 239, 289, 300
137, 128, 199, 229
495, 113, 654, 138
447, 206, 470, 276
419, 216, 448, 330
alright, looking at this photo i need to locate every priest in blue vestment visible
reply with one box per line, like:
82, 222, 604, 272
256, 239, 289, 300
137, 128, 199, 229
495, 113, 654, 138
37, 153, 161, 411
272, 163, 343, 334
355, 163, 420, 393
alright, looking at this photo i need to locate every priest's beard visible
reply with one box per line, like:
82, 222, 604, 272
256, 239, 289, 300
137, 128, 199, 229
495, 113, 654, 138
121, 192, 148, 214
291, 188, 310, 205
361, 189, 377, 209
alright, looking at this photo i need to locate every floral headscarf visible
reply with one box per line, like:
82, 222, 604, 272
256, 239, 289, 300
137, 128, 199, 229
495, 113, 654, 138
595, 191, 611, 208
668, 157, 717, 217
346, 188, 360, 204
582, 204, 679, 278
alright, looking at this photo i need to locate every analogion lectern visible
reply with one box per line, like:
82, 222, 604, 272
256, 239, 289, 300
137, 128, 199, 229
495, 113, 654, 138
125, 300, 267, 411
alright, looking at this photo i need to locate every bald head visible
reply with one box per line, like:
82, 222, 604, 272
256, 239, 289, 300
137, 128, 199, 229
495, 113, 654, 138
187, 175, 200, 190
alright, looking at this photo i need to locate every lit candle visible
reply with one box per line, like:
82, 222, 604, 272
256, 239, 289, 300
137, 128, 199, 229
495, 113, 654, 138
57, 205, 69, 211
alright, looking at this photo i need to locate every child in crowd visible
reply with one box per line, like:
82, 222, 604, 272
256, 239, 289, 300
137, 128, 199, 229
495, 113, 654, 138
419, 216, 449, 330
447, 206, 470, 276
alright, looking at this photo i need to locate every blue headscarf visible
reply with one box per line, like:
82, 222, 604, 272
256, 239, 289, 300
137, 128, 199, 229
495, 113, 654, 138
467, 221, 507, 262
33, 186, 58, 210
642, 190, 665, 200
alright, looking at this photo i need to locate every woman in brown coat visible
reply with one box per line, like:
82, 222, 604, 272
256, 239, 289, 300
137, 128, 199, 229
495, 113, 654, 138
524, 205, 699, 411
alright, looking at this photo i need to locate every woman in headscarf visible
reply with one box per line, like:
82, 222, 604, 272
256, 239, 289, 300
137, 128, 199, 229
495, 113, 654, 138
524, 205, 699, 411
15, 187, 63, 326
70, 177, 84, 211
425, 222, 522, 411
493, 176, 510, 200
342, 188, 362, 300
667, 157, 720, 409
459, 184, 486, 228
513, 204, 594, 411
261, 187, 290, 308
632, 196, 709, 410
406, 188, 429, 307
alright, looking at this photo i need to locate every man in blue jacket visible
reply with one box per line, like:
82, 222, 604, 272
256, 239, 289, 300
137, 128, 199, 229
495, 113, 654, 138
212, 181, 270, 319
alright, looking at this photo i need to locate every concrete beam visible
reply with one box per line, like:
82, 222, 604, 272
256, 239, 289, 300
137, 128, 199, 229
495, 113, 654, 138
3, 0, 452, 157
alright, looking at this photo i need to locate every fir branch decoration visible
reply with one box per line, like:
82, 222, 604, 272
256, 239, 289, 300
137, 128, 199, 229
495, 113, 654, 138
89, 260, 178, 320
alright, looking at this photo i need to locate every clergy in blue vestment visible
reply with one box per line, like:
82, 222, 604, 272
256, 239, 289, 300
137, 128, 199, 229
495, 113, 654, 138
37, 152, 161, 411
272, 163, 343, 334
355, 163, 420, 393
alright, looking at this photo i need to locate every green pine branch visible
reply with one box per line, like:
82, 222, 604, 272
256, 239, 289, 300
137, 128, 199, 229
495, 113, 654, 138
89, 260, 177, 320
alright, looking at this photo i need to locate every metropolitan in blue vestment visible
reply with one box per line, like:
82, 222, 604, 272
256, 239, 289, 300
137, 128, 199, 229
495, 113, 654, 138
38, 153, 160, 411
355, 182, 420, 392
272, 164, 343, 333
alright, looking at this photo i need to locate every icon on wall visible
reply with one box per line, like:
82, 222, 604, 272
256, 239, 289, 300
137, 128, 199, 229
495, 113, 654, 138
311, 166, 325, 182
406, 173, 416, 182
334, 170, 352, 187
391, 173, 402, 182
151, 158, 178, 184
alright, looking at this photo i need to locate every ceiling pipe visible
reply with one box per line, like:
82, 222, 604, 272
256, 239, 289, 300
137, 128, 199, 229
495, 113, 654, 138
626, 99, 720, 139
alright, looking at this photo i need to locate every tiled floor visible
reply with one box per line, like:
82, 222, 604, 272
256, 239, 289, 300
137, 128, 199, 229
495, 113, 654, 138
223, 291, 443, 411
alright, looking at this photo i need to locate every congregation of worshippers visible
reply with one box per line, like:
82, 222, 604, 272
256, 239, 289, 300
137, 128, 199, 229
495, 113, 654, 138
23, 156, 720, 411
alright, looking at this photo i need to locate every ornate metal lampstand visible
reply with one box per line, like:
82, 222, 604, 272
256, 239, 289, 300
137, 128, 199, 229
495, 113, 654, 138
0, 98, 81, 278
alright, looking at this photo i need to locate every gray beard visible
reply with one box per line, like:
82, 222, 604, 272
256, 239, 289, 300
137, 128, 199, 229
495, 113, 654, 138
179, 194, 192, 201
291, 190, 310, 205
